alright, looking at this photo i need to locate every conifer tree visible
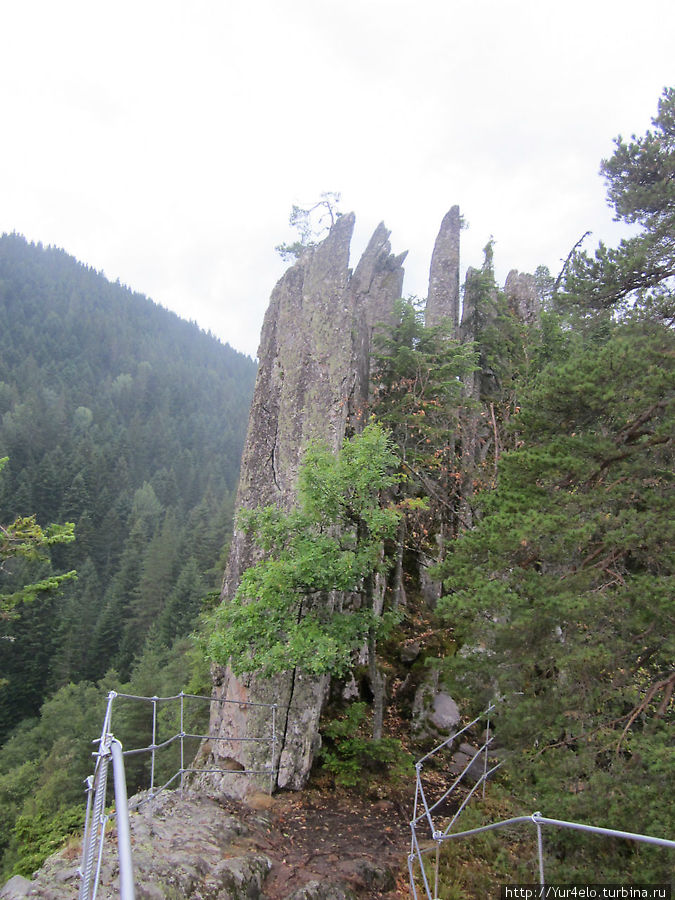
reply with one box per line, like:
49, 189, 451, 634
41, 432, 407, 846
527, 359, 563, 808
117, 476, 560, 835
435, 88, 674, 882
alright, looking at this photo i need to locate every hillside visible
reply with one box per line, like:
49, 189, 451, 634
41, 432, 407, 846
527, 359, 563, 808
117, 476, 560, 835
0, 236, 256, 877
0, 234, 256, 725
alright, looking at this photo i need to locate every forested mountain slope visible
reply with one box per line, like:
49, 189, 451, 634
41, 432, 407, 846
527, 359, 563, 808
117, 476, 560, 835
0, 234, 257, 737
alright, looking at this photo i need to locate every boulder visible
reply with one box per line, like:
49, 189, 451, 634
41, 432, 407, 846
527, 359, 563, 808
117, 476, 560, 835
412, 668, 461, 738
0, 876, 32, 899
429, 692, 461, 732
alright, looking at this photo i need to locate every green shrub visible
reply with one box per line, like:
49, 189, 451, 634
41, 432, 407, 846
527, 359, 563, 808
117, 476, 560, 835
319, 702, 412, 788
12, 805, 83, 877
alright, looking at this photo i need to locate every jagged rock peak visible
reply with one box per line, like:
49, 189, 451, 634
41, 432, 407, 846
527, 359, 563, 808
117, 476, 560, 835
352, 221, 407, 337
205, 213, 405, 801
426, 205, 461, 333
301, 211, 355, 290
504, 269, 540, 326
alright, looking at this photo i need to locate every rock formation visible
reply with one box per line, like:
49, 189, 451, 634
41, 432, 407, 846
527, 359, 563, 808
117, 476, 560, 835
505, 269, 540, 326
0, 207, 548, 898
206, 214, 405, 798
425, 204, 461, 333
2, 789, 406, 899
205, 205, 540, 800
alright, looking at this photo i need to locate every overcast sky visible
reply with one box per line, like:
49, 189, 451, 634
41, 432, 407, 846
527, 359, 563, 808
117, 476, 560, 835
2, 1, 673, 358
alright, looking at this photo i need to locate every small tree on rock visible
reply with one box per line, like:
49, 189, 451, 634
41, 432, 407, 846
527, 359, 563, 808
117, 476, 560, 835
206, 423, 401, 737
275, 192, 342, 261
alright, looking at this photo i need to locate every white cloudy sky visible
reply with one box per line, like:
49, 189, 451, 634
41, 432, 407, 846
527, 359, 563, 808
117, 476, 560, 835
2, 1, 673, 358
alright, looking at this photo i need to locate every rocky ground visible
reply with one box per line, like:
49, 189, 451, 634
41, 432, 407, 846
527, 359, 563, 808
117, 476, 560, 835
0, 784, 413, 900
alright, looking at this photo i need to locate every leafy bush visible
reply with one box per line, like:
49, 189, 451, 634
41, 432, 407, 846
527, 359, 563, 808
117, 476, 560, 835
319, 702, 412, 788
12, 805, 83, 877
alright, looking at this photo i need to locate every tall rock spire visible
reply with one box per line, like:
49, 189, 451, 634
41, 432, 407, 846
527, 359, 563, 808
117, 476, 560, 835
426, 205, 461, 333
205, 215, 405, 799
505, 269, 540, 327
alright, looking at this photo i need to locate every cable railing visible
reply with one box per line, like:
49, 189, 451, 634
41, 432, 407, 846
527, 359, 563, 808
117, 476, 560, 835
79, 691, 675, 899
78, 688, 291, 900
408, 701, 675, 899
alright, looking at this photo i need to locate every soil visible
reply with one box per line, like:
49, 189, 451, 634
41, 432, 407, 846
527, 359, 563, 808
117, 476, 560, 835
210, 782, 414, 899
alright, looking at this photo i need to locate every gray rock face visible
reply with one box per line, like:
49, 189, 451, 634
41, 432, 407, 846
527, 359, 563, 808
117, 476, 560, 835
400, 641, 420, 664
2, 792, 271, 900
426, 205, 461, 333
205, 206, 537, 799
0, 876, 32, 899
419, 556, 442, 608
207, 215, 405, 798
505, 269, 540, 326
429, 692, 461, 732
286, 880, 356, 900
412, 684, 461, 737
412, 667, 461, 738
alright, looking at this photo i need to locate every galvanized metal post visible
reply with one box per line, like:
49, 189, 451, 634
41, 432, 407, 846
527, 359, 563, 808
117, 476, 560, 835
80, 736, 111, 900
150, 696, 158, 796
482, 713, 490, 800
80, 776, 94, 869
533, 812, 545, 888
78, 774, 97, 900
180, 691, 185, 796
408, 849, 419, 900
411, 765, 421, 857
110, 739, 135, 899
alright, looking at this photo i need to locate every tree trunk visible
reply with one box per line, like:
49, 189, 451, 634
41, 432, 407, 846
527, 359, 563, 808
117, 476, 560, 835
368, 627, 386, 741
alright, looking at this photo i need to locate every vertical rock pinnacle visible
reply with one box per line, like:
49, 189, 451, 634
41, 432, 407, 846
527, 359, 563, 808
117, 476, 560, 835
426, 205, 461, 333
205, 213, 405, 800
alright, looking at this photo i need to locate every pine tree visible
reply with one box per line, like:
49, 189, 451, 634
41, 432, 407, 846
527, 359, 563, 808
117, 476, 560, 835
435, 89, 674, 882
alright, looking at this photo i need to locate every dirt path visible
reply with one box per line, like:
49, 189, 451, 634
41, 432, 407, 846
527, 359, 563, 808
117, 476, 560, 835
254, 788, 412, 898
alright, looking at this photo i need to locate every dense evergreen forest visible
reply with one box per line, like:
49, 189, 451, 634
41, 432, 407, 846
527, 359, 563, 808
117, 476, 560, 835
0, 238, 256, 876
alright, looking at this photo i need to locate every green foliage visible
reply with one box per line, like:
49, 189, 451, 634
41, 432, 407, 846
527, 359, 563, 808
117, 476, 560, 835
11, 805, 83, 878
0, 679, 108, 879
371, 299, 478, 549
319, 702, 412, 788
0, 235, 256, 732
603, 86, 674, 232
206, 424, 401, 678
433, 94, 674, 882
373, 299, 477, 468
0, 233, 253, 877
561, 86, 674, 318
0, 457, 76, 618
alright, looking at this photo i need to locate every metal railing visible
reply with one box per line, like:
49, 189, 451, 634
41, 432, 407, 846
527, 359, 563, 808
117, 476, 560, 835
408, 701, 675, 899
79, 695, 135, 900
78, 688, 289, 900
110, 689, 283, 802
